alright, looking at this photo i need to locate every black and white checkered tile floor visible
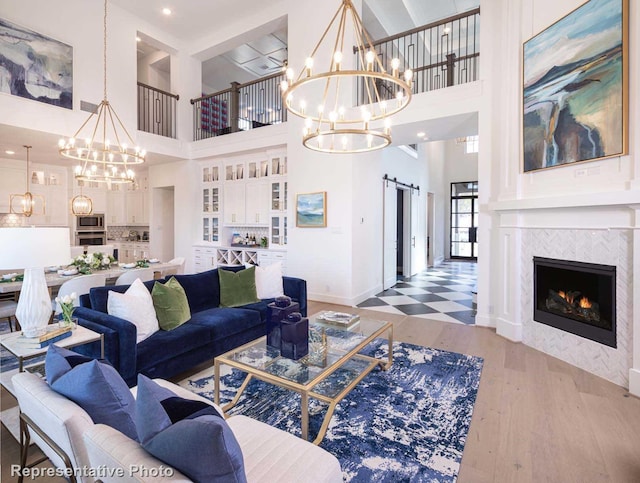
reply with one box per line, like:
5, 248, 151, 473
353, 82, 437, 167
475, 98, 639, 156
357, 261, 477, 325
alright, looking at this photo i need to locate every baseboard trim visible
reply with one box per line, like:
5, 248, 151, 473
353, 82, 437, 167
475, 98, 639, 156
628, 368, 640, 397
475, 313, 495, 328
496, 317, 523, 342
351, 285, 383, 306
307, 292, 353, 307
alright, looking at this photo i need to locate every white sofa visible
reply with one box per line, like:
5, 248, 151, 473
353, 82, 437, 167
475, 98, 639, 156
12, 372, 342, 483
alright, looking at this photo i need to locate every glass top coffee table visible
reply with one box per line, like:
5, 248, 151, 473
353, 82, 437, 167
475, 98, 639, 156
214, 313, 393, 444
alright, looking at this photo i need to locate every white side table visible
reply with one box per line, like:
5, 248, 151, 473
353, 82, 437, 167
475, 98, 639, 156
0, 325, 104, 441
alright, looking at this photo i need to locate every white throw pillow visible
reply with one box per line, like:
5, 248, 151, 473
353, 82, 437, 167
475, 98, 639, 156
250, 262, 284, 299
107, 278, 159, 343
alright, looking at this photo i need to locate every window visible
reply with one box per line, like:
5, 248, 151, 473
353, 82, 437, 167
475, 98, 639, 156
465, 135, 479, 154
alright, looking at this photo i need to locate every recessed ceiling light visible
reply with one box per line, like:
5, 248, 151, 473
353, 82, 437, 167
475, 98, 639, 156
162, 7, 172, 15
136, 36, 141, 42
5, 150, 15, 155
417, 132, 426, 137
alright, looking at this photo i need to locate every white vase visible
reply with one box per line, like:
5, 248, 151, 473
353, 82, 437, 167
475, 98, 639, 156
16, 267, 52, 338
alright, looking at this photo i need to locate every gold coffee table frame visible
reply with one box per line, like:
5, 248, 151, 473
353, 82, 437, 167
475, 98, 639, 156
214, 316, 393, 445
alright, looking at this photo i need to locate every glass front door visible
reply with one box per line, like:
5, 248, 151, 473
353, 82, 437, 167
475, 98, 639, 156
450, 181, 478, 259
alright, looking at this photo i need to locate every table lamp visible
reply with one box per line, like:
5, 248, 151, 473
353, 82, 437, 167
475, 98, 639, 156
0, 227, 71, 337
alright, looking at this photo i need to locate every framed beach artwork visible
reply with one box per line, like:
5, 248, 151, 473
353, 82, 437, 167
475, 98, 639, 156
296, 192, 327, 228
0, 18, 73, 109
522, 0, 628, 172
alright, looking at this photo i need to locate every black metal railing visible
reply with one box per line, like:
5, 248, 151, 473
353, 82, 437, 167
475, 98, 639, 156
190, 9, 479, 141
137, 82, 179, 138
191, 72, 287, 141
355, 8, 480, 104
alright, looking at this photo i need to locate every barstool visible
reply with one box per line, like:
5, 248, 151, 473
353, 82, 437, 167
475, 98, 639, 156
0, 299, 19, 332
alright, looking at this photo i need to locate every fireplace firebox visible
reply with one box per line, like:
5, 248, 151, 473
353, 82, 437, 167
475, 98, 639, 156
533, 257, 616, 348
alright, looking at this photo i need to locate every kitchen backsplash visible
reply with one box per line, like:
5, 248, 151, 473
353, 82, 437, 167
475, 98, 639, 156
107, 225, 150, 241
0, 214, 28, 227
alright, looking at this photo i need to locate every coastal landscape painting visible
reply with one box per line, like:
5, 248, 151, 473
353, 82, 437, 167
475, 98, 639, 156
296, 192, 326, 227
523, 0, 627, 172
0, 18, 73, 109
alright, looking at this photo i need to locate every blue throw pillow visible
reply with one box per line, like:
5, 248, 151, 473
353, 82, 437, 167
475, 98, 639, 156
136, 375, 247, 483
45, 345, 138, 441
45, 344, 95, 385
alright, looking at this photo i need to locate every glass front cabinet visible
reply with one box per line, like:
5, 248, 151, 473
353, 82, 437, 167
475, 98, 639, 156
201, 163, 221, 245
270, 179, 287, 248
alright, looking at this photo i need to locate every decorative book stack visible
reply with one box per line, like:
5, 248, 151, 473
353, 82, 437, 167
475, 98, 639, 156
316, 311, 360, 328
16, 325, 72, 349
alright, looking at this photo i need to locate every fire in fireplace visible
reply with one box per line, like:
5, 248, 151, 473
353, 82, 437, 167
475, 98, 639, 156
533, 257, 616, 348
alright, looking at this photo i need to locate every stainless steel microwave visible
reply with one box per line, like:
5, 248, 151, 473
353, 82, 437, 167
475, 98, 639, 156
76, 214, 104, 231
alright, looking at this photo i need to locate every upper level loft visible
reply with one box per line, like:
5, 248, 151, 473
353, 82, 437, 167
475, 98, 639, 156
136, 5, 480, 143
0, 0, 480, 158
188, 7, 480, 142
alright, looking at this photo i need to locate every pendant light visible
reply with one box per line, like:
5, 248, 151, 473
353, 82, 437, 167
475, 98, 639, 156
9, 145, 45, 217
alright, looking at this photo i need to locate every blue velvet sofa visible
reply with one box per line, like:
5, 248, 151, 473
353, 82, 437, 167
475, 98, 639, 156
74, 268, 307, 386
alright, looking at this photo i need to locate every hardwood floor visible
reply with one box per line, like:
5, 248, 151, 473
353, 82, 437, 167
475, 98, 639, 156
3, 300, 640, 482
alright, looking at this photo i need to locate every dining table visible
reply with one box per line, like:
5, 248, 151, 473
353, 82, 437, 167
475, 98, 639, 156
0, 262, 178, 295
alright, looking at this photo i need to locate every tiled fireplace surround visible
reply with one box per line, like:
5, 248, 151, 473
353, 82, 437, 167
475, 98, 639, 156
494, 205, 638, 392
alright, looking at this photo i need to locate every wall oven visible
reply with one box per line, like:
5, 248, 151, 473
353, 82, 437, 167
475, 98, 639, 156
75, 232, 107, 246
76, 213, 105, 231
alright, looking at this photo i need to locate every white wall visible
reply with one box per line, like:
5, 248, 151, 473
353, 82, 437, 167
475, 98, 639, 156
424, 141, 447, 265
479, 0, 640, 391
444, 140, 479, 259
137, 51, 171, 92
148, 160, 198, 273
381, 146, 429, 276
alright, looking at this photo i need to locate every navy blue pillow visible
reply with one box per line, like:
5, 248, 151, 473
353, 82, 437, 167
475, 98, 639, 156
136, 375, 246, 483
45, 345, 138, 441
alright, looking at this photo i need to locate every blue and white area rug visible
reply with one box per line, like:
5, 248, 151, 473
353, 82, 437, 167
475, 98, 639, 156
181, 340, 483, 482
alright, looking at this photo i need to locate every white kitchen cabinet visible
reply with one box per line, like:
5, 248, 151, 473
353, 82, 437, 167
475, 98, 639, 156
107, 190, 126, 225
270, 180, 287, 212
270, 155, 287, 177
126, 191, 148, 225
0, 162, 26, 213
258, 250, 287, 274
193, 246, 217, 272
119, 243, 135, 263
134, 242, 150, 260
270, 215, 288, 248
245, 181, 270, 225
202, 216, 220, 244
223, 183, 246, 225
27, 164, 69, 226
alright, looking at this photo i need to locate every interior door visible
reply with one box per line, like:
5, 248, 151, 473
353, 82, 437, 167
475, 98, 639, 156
410, 189, 419, 275
450, 181, 479, 259
383, 182, 398, 290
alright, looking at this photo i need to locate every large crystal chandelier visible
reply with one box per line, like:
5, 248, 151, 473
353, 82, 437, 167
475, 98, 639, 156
281, 0, 412, 153
59, 0, 145, 184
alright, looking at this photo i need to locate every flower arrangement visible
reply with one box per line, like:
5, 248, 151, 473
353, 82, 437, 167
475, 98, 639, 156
71, 252, 116, 274
55, 292, 77, 328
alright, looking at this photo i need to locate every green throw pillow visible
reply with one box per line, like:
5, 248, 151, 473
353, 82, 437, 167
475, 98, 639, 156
152, 277, 191, 331
218, 266, 260, 308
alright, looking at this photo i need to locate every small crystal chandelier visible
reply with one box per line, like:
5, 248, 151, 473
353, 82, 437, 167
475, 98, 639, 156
281, 0, 412, 153
58, 0, 144, 184
9, 145, 45, 217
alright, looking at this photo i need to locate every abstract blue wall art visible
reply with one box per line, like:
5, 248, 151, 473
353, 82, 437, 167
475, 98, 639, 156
296, 191, 327, 227
0, 18, 73, 109
523, 0, 628, 172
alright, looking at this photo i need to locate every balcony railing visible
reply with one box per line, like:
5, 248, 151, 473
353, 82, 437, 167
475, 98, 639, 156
191, 9, 480, 141
137, 82, 179, 139
355, 8, 480, 103
191, 72, 287, 141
